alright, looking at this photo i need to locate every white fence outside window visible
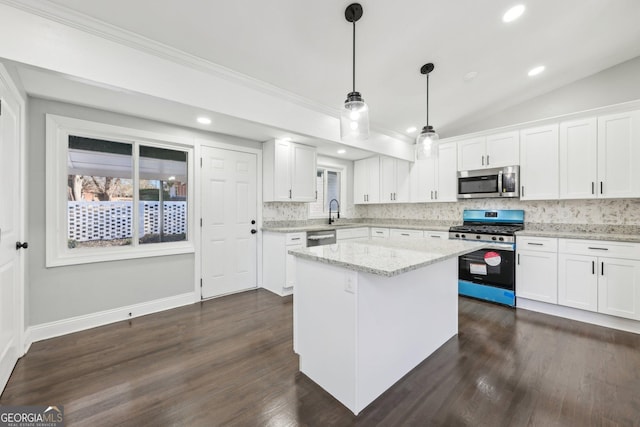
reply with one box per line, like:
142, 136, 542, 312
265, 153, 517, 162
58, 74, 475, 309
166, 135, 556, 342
68, 201, 187, 242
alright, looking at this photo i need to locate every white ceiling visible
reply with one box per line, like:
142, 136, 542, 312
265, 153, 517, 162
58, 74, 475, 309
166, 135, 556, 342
10, 0, 640, 153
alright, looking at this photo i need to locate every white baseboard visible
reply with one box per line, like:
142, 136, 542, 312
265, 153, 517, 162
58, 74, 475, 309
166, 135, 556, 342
517, 298, 640, 335
24, 292, 197, 349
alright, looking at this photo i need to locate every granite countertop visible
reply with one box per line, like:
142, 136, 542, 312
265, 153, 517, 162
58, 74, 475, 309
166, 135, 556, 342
517, 224, 640, 243
288, 238, 486, 277
262, 220, 453, 233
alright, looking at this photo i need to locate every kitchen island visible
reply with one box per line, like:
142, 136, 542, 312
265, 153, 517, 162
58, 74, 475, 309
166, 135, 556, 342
289, 238, 486, 415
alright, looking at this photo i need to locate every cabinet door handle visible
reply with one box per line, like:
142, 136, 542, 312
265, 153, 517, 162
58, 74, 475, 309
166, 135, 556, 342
486, 155, 490, 165
430, 190, 434, 200
315, 190, 318, 200
521, 186, 525, 197
588, 247, 608, 251
517, 253, 520, 265
591, 182, 595, 195
435, 190, 438, 200
289, 189, 292, 199
592, 261, 595, 275
527, 242, 543, 246
601, 261, 604, 276
481, 155, 485, 166
600, 181, 603, 194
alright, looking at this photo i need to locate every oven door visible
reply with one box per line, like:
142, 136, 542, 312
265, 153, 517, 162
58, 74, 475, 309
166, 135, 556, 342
458, 247, 515, 290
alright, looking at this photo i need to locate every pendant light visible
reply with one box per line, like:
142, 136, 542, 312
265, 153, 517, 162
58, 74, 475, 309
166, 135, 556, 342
340, 3, 369, 141
416, 63, 439, 160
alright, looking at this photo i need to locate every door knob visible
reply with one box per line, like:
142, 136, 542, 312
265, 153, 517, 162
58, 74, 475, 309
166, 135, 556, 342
16, 241, 28, 250
251, 229, 257, 234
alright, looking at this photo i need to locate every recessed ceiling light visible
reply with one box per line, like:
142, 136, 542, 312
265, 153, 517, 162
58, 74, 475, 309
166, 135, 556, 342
197, 117, 211, 125
406, 126, 417, 133
337, 149, 346, 154
464, 71, 478, 81
528, 65, 545, 77
503, 4, 525, 23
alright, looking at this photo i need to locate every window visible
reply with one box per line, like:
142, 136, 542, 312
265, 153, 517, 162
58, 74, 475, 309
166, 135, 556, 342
309, 165, 343, 218
47, 115, 194, 266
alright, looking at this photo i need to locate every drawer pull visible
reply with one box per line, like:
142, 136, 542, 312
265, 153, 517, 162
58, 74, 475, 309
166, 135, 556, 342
430, 235, 441, 238
401, 233, 410, 236
291, 237, 301, 241
527, 242, 543, 246
588, 247, 609, 251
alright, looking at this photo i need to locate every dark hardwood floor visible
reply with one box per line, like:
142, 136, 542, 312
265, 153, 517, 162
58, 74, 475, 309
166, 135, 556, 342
2, 289, 640, 426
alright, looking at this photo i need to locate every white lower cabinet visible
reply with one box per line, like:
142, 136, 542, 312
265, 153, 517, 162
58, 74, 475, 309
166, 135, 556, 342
336, 227, 369, 241
557, 238, 640, 320
263, 232, 306, 295
370, 227, 389, 239
516, 236, 558, 304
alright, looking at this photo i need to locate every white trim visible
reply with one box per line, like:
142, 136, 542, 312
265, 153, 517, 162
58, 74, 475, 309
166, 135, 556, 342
25, 292, 196, 346
517, 297, 640, 335
46, 114, 196, 267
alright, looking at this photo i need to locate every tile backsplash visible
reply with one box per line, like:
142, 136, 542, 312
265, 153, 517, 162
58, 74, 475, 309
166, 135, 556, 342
263, 199, 640, 226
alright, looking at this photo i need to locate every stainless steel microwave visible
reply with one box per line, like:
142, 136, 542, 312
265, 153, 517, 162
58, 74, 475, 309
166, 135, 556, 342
457, 166, 519, 199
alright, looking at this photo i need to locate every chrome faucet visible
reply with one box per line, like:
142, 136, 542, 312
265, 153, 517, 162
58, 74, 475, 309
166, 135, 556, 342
329, 198, 340, 224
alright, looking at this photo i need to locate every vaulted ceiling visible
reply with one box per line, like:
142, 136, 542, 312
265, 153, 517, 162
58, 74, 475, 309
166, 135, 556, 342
40, 0, 640, 138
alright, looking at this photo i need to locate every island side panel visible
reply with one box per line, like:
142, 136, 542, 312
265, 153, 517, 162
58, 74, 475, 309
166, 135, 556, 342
295, 258, 357, 411
355, 257, 459, 414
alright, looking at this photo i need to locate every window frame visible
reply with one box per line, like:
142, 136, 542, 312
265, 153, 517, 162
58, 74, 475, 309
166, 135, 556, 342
46, 114, 195, 267
308, 162, 346, 219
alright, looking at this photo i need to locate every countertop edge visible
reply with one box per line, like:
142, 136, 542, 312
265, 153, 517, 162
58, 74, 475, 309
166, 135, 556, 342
516, 230, 640, 243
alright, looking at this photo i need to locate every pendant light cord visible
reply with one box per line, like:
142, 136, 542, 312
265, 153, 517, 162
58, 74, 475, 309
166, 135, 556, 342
352, 21, 356, 92
426, 73, 430, 127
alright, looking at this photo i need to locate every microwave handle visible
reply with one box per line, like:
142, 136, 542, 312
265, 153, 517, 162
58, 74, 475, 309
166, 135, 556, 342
497, 170, 503, 194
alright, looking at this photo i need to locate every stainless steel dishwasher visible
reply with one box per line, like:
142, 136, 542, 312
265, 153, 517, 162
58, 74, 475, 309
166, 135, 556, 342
306, 229, 337, 247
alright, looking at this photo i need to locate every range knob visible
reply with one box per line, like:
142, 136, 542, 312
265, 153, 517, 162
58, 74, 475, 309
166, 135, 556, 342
461, 234, 466, 239
455, 233, 460, 238
476, 235, 481, 239
499, 237, 504, 241
492, 236, 497, 241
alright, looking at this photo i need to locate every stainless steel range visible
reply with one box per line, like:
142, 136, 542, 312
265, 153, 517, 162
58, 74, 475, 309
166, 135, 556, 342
449, 210, 524, 307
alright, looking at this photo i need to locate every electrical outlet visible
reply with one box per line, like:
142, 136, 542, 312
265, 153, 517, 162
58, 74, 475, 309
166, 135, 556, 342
344, 274, 355, 293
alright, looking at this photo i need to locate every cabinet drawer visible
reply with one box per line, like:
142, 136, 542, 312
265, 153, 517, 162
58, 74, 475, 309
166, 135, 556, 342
390, 229, 424, 239
337, 227, 369, 240
286, 232, 306, 245
370, 227, 389, 238
516, 236, 558, 253
424, 230, 449, 240
559, 239, 640, 259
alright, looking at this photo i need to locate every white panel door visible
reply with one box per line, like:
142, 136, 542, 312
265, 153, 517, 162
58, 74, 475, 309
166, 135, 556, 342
365, 157, 380, 203
520, 124, 559, 200
559, 118, 597, 199
598, 258, 640, 320
558, 254, 598, 312
597, 111, 640, 198
0, 83, 22, 393
201, 147, 257, 299
353, 158, 367, 204
379, 156, 396, 203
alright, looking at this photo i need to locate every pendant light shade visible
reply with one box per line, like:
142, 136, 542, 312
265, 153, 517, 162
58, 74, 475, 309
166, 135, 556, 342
416, 63, 439, 160
341, 3, 369, 141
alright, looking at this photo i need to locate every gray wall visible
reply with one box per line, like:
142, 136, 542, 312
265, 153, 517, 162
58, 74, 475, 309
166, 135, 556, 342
442, 55, 640, 137
27, 97, 260, 326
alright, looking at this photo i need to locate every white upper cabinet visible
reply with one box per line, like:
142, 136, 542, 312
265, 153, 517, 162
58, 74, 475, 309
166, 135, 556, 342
379, 157, 410, 203
597, 110, 640, 198
410, 142, 457, 202
520, 124, 559, 200
264, 139, 317, 202
457, 131, 519, 171
559, 118, 598, 199
354, 156, 380, 204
